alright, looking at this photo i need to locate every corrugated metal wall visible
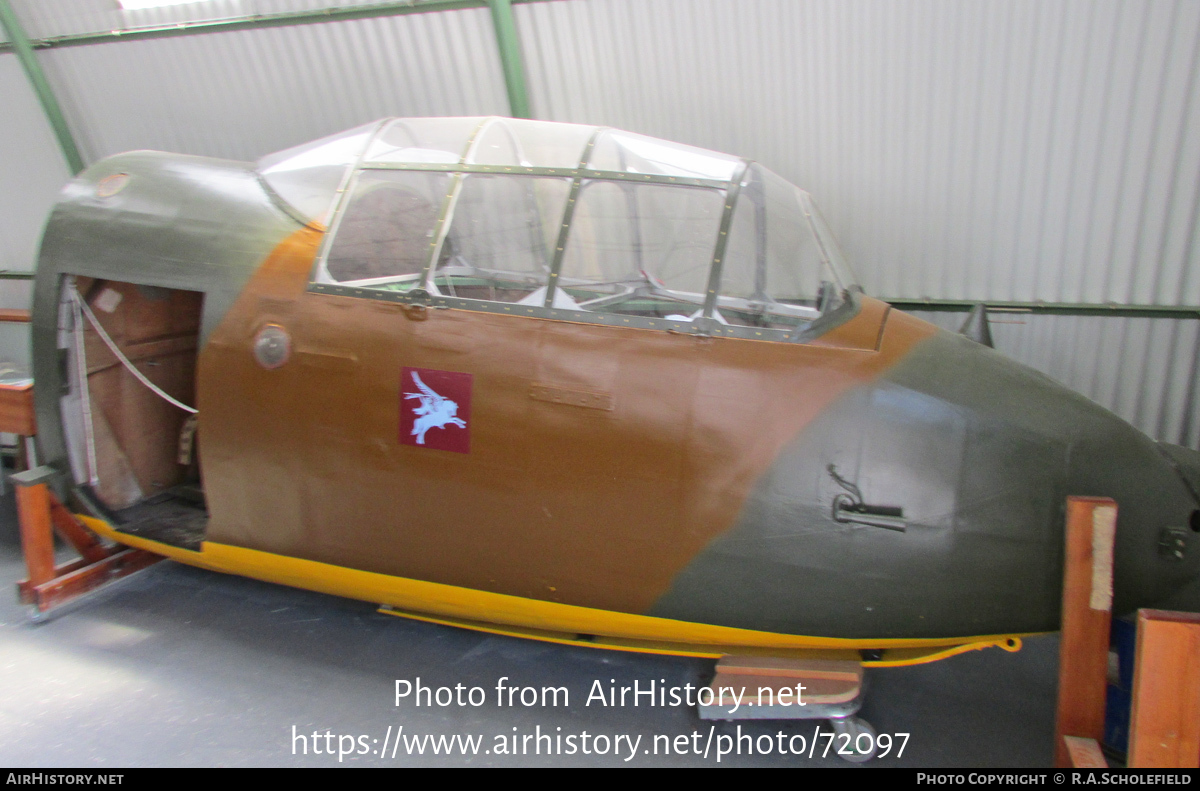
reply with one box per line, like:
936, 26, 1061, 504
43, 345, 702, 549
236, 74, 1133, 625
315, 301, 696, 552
0, 52, 69, 367
0, 55, 67, 277
517, 0, 1200, 307
2, 0, 1198, 445
38, 8, 509, 164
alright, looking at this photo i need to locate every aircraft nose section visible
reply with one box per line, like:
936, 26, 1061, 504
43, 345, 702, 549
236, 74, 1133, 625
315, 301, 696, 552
651, 321, 1198, 640
1158, 442, 1200, 518
885, 328, 1200, 616
1059, 415, 1200, 613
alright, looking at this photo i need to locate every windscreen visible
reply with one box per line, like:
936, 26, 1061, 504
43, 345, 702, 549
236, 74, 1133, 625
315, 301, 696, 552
717, 164, 855, 329
257, 121, 382, 225
301, 118, 860, 341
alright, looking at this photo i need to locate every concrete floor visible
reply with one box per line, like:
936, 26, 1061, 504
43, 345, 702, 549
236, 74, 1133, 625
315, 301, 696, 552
0, 494, 1064, 767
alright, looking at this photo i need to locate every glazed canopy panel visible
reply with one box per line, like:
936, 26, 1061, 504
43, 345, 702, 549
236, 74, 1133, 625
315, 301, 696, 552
258, 117, 857, 341
256, 120, 381, 226
720, 165, 857, 330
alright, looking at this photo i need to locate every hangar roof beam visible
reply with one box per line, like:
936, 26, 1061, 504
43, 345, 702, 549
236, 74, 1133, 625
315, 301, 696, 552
0, 0, 84, 175
0, 0, 557, 52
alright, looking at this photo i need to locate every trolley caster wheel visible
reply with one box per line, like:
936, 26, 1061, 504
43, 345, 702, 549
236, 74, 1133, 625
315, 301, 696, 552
829, 716, 877, 762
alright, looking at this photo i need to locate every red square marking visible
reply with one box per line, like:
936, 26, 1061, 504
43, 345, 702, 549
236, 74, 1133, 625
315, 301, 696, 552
399, 367, 472, 454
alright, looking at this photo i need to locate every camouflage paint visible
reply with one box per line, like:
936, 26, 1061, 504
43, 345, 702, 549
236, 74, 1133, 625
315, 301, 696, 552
33, 151, 1200, 646
653, 323, 1200, 637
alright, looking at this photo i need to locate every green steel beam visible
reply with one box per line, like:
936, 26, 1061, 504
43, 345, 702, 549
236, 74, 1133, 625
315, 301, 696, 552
0, 0, 556, 52
883, 298, 1200, 320
0, 0, 84, 175
0, 0, 541, 120
487, 0, 531, 118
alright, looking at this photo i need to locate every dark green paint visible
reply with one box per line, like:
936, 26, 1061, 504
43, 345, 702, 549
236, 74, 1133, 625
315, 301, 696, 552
651, 329, 1200, 639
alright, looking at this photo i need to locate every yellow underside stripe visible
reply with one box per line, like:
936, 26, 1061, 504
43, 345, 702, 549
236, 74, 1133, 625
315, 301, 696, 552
376, 606, 1025, 667
82, 515, 1032, 662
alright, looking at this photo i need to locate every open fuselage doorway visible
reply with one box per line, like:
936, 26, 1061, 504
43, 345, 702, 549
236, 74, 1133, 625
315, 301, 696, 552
62, 277, 207, 550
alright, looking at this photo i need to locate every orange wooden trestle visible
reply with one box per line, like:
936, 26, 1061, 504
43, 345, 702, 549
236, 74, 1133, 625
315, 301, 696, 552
1054, 496, 1118, 768
1128, 610, 1200, 768
14, 465, 161, 614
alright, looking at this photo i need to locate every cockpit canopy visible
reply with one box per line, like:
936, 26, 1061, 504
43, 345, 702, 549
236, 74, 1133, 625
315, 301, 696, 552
258, 117, 857, 335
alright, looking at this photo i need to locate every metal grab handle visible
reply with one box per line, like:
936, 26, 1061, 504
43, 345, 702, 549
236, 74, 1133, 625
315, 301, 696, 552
832, 493, 908, 533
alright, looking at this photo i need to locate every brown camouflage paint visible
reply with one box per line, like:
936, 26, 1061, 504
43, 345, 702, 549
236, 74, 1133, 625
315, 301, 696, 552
199, 229, 938, 615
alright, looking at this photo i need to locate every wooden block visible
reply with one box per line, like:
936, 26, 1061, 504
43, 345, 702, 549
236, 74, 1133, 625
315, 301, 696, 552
716, 655, 863, 682
0, 308, 31, 323
15, 482, 54, 588
0, 383, 36, 435
1054, 497, 1117, 768
709, 671, 860, 706
708, 656, 864, 708
1128, 610, 1200, 768
1063, 736, 1108, 768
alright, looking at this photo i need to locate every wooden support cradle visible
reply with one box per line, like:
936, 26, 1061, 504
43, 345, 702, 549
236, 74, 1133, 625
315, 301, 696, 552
1128, 610, 1200, 768
1054, 496, 1117, 768
14, 465, 161, 614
